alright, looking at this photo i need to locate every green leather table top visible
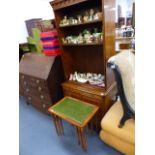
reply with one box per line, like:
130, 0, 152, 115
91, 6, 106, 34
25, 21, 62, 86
50, 97, 98, 124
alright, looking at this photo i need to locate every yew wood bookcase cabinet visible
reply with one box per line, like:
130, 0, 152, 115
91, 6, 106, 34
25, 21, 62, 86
50, 0, 117, 131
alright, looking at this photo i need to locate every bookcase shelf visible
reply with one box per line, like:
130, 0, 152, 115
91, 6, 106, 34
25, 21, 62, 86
59, 19, 102, 28
62, 42, 103, 46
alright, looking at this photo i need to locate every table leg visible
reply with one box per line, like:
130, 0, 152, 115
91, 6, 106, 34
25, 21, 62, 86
96, 114, 100, 132
86, 124, 89, 136
52, 114, 60, 136
57, 117, 64, 136
55, 116, 63, 136
76, 127, 81, 145
90, 120, 94, 135
93, 114, 99, 132
79, 127, 87, 151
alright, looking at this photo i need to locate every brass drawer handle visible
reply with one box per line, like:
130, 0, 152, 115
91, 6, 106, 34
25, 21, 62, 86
42, 104, 46, 108
38, 87, 42, 91
40, 95, 44, 99
36, 80, 40, 84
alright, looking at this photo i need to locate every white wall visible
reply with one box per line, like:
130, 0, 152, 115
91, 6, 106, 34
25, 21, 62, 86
18, 0, 54, 43
115, 0, 135, 22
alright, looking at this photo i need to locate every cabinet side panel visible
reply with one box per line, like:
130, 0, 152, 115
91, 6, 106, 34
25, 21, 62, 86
102, 0, 116, 89
53, 10, 74, 80
48, 56, 65, 104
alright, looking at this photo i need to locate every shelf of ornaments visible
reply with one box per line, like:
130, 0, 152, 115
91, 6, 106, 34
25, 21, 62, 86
59, 19, 102, 28
61, 28, 103, 46
67, 72, 105, 89
115, 37, 134, 40
62, 42, 103, 46
59, 8, 103, 28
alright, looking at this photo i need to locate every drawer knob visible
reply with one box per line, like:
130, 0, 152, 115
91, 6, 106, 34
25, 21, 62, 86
28, 97, 31, 100
40, 95, 44, 99
38, 87, 42, 91
21, 75, 25, 79
42, 104, 46, 108
26, 88, 29, 92
36, 80, 40, 84
24, 81, 27, 85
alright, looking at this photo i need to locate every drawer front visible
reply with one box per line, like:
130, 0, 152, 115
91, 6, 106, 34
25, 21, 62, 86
23, 84, 50, 96
20, 74, 52, 114
25, 89, 52, 103
26, 94, 52, 113
20, 74, 28, 81
63, 87, 104, 106
20, 74, 51, 100
20, 74, 47, 89
31, 99, 50, 113
19, 74, 29, 95
27, 76, 46, 88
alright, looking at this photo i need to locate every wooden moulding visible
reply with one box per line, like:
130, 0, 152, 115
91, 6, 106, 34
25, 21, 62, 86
62, 81, 106, 96
50, 0, 88, 11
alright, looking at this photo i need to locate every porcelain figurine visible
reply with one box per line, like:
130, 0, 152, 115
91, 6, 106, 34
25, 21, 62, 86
93, 32, 102, 43
83, 11, 89, 22
75, 72, 87, 83
94, 12, 102, 20
69, 17, 78, 25
77, 33, 84, 44
84, 34, 93, 43
65, 36, 73, 44
74, 18, 78, 24
89, 9, 95, 21
92, 28, 102, 43
69, 74, 73, 80
60, 16, 69, 26
62, 38, 67, 44
77, 15, 82, 23
72, 36, 78, 44
100, 32, 103, 41
72, 72, 77, 81
83, 29, 93, 43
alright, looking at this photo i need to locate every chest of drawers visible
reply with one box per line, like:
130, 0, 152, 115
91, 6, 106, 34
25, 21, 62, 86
19, 53, 64, 114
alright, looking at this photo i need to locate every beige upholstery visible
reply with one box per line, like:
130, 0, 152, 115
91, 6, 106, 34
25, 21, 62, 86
100, 130, 134, 155
100, 101, 135, 155
108, 51, 135, 111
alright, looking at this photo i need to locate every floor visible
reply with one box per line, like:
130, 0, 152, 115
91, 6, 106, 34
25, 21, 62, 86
19, 97, 122, 155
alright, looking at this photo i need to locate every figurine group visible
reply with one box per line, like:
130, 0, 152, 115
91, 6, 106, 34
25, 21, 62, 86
62, 28, 103, 44
116, 26, 134, 38
59, 9, 102, 26
69, 71, 105, 87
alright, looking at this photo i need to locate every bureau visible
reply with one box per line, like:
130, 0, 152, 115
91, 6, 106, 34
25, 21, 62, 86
19, 53, 64, 114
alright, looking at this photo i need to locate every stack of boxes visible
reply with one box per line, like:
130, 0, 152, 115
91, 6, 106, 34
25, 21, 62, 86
40, 31, 61, 56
